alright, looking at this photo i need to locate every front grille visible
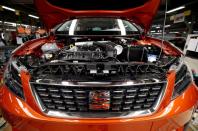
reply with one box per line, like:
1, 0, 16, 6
32, 82, 166, 113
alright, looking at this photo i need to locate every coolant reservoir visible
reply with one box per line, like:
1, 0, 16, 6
114, 45, 123, 55
41, 43, 60, 52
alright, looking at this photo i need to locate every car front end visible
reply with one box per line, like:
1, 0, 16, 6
0, 0, 198, 131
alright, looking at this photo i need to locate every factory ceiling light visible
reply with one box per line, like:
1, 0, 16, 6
2, 6, 16, 12
28, 14, 39, 19
166, 6, 185, 14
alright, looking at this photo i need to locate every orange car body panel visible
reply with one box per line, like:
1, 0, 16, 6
0, 0, 197, 130
0, 70, 198, 131
34, 0, 160, 31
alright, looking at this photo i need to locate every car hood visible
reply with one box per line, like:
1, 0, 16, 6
34, 0, 160, 32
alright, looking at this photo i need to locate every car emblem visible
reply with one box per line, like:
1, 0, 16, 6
89, 90, 110, 110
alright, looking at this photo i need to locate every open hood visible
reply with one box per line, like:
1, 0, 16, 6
34, 0, 160, 31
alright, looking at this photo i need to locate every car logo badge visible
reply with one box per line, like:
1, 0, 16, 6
89, 90, 110, 110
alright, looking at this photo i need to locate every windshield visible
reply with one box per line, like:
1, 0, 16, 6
56, 18, 140, 36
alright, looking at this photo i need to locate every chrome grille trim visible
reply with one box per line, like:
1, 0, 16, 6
33, 78, 165, 87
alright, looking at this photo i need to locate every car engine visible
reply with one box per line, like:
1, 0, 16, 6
17, 37, 176, 82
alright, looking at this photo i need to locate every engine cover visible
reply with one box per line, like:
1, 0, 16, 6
60, 50, 104, 60
59, 41, 117, 61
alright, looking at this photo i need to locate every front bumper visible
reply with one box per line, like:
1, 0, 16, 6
0, 82, 198, 131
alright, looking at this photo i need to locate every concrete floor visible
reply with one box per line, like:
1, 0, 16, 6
0, 56, 198, 131
185, 56, 198, 131
185, 57, 198, 72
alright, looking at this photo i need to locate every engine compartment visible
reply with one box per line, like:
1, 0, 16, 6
16, 36, 178, 82
19, 37, 175, 65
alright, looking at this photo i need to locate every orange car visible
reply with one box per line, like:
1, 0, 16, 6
0, 0, 198, 131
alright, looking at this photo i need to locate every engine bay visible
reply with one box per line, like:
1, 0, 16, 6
16, 36, 178, 82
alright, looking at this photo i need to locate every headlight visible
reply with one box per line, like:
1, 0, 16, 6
171, 58, 193, 99
3, 57, 25, 99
